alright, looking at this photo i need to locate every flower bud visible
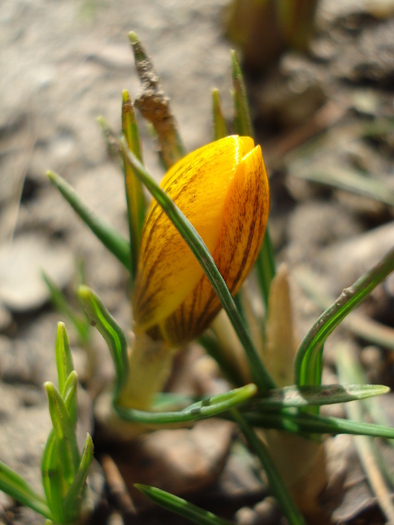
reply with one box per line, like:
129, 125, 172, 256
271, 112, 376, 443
132, 135, 269, 346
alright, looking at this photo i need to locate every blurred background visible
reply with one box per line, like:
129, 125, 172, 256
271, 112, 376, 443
0, 0, 393, 523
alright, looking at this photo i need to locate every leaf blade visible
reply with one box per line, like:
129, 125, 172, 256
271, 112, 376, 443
233, 410, 306, 525
45, 382, 80, 486
115, 384, 257, 425
135, 484, 233, 525
63, 434, 94, 522
121, 90, 146, 281
294, 247, 394, 387
78, 285, 128, 398
253, 384, 390, 409
0, 460, 53, 520
47, 171, 131, 271
41, 430, 65, 523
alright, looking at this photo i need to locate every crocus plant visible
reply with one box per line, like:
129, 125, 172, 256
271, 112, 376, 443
118, 135, 269, 409
1, 32, 393, 525
0, 323, 93, 525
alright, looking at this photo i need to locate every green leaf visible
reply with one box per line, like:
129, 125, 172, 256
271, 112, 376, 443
115, 384, 257, 425
63, 434, 94, 522
121, 137, 275, 393
244, 409, 394, 439
252, 384, 390, 409
41, 431, 64, 523
45, 383, 80, 486
295, 267, 394, 351
233, 410, 306, 525
63, 370, 78, 429
231, 50, 253, 138
0, 460, 53, 520
55, 322, 74, 397
78, 285, 128, 398
121, 90, 146, 282
294, 246, 394, 387
47, 171, 131, 271
212, 89, 228, 141
135, 484, 233, 525
42, 372, 80, 518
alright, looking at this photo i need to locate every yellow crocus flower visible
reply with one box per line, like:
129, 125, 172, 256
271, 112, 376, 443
132, 135, 269, 346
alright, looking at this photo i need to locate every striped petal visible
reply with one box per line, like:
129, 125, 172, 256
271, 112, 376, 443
132, 135, 269, 345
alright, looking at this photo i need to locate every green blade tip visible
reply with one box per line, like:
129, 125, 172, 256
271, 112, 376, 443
128, 31, 139, 44
231, 49, 239, 70
122, 89, 131, 104
77, 284, 90, 300
46, 170, 55, 182
44, 382, 54, 394
65, 370, 78, 386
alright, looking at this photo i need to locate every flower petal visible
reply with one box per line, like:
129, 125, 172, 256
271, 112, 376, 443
161, 143, 269, 344
132, 136, 269, 346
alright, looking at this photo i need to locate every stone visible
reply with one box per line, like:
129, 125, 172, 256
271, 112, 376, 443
0, 234, 74, 312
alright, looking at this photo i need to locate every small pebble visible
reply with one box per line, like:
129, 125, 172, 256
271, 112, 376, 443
360, 345, 383, 369
254, 497, 283, 525
235, 506, 258, 525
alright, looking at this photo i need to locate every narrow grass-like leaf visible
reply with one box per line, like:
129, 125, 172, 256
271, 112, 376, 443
233, 410, 306, 525
243, 409, 394, 439
45, 383, 80, 486
55, 322, 74, 397
135, 484, 233, 525
42, 272, 90, 345
231, 50, 276, 307
121, 90, 146, 281
63, 434, 94, 522
42, 373, 80, 518
251, 384, 389, 410
121, 138, 275, 392
78, 285, 128, 397
41, 431, 64, 523
295, 267, 394, 351
115, 384, 257, 425
63, 370, 78, 429
0, 461, 53, 520
47, 171, 131, 271
294, 247, 394, 387
212, 89, 228, 141
231, 50, 253, 137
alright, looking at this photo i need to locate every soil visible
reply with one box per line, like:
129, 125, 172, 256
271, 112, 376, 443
0, 0, 393, 524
